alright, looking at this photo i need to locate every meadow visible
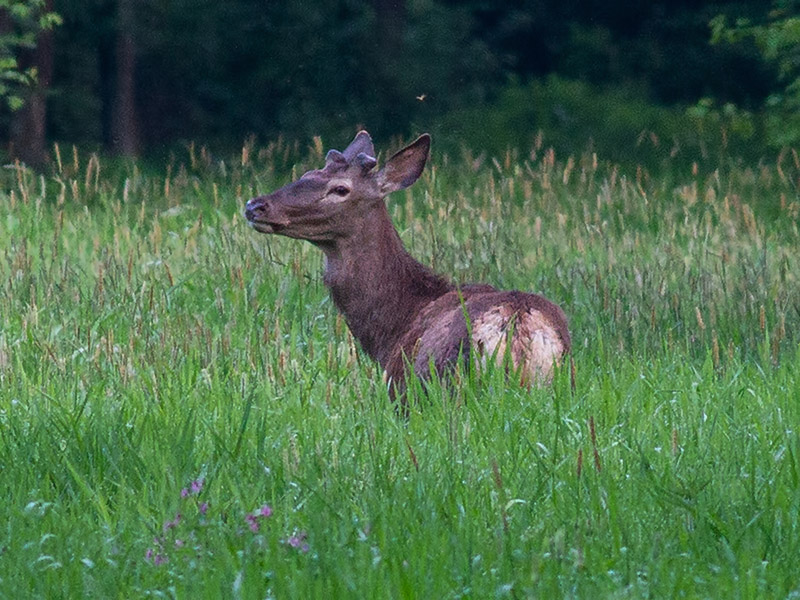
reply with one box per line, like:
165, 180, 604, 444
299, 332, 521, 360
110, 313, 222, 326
1, 137, 799, 598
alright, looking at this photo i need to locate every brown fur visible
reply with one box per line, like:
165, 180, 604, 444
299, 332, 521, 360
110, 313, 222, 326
245, 131, 571, 399
385, 287, 570, 390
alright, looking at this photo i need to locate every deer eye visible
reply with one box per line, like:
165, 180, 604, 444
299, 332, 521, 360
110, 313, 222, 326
330, 185, 350, 197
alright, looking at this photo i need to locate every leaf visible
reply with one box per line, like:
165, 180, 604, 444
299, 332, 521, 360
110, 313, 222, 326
10, 3, 33, 20
39, 12, 63, 30
0, 56, 19, 70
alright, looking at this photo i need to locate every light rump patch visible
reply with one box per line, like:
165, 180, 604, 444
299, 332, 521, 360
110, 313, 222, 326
390, 288, 570, 391
472, 306, 565, 384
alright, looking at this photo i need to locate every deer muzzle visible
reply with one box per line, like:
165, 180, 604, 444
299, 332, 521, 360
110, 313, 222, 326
245, 196, 290, 233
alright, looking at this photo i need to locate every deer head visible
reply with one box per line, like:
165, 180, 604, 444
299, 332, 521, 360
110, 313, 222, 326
245, 131, 431, 245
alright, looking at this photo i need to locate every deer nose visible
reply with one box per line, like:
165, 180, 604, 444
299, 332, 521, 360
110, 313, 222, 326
244, 197, 267, 222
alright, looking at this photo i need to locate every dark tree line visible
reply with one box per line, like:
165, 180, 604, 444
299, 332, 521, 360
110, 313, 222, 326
0, 0, 786, 165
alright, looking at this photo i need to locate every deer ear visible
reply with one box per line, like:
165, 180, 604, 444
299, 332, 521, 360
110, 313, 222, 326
342, 130, 375, 162
378, 134, 430, 194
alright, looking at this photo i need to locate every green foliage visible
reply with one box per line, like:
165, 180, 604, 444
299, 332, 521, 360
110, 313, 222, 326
710, 0, 800, 147
42, 1, 782, 158
440, 76, 762, 167
0, 0, 60, 111
1, 141, 799, 596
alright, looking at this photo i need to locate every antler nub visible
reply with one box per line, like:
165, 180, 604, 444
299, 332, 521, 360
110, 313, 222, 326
356, 152, 377, 171
326, 149, 347, 165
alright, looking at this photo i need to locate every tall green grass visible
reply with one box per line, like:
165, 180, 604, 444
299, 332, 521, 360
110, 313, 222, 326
1, 139, 799, 598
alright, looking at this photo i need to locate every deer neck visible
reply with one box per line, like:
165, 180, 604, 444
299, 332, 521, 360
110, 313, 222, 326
320, 206, 453, 366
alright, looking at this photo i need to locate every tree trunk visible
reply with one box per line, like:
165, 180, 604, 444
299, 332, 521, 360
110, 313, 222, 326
111, 0, 139, 156
9, 0, 55, 168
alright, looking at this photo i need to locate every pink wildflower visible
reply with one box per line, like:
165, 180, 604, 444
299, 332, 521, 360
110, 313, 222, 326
162, 513, 181, 534
285, 531, 309, 553
245, 513, 259, 533
146, 546, 169, 566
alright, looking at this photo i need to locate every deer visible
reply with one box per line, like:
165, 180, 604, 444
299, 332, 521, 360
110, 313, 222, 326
244, 131, 572, 400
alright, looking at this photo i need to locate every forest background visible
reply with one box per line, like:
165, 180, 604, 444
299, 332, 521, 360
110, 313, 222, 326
1, 0, 799, 167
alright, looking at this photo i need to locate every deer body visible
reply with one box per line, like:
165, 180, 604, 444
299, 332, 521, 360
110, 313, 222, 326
245, 132, 571, 394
